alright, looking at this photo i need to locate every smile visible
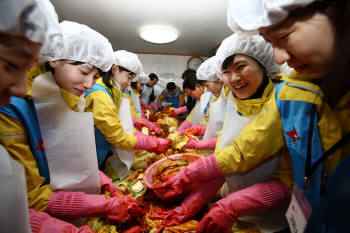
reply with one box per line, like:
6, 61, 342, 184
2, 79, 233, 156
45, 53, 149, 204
233, 83, 248, 89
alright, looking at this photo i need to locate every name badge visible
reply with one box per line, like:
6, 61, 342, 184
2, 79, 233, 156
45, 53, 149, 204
286, 184, 312, 233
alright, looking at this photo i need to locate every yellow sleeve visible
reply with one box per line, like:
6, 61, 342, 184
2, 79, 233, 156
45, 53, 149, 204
214, 129, 223, 153
179, 90, 185, 103
0, 113, 52, 211
127, 94, 141, 120
215, 92, 285, 174
85, 90, 137, 150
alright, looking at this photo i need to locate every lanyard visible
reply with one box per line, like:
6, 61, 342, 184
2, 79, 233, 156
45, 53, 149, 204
303, 104, 350, 189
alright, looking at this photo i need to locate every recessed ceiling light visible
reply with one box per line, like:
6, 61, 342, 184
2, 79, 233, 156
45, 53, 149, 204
140, 26, 178, 44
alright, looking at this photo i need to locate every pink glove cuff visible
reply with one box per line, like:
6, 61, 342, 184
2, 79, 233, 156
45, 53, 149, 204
134, 133, 158, 150
173, 106, 188, 115
30, 209, 49, 233
177, 120, 192, 134
179, 101, 184, 107
187, 155, 223, 182
47, 191, 85, 219
196, 138, 217, 150
254, 180, 290, 208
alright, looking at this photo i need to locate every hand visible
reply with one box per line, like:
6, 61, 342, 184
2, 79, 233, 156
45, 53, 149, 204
177, 120, 192, 135
169, 109, 178, 118
134, 133, 171, 153
29, 209, 94, 233
184, 137, 198, 149
152, 155, 224, 200
150, 137, 172, 153
150, 102, 157, 112
185, 124, 207, 136
149, 177, 224, 226
140, 100, 150, 110
98, 170, 119, 197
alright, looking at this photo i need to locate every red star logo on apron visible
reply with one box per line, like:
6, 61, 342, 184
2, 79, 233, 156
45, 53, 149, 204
35, 139, 45, 152
285, 127, 301, 143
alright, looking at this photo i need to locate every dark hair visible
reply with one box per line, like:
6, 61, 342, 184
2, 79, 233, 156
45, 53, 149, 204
222, 55, 235, 70
149, 73, 158, 81
183, 75, 206, 90
290, 0, 350, 105
102, 65, 133, 92
44, 60, 86, 74
131, 81, 138, 89
182, 69, 196, 80
166, 82, 176, 90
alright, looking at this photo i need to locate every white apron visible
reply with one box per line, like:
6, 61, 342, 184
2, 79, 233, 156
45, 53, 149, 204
191, 91, 212, 125
140, 85, 153, 105
32, 72, 100, 194
218, 92, 286, 233
107, 93, 134, 179
0, 145, 31, 233
130, 89, 142, 117
202, 88, 226, 156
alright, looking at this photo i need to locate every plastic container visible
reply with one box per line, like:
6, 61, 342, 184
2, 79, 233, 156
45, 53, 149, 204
143, 153, 202, 189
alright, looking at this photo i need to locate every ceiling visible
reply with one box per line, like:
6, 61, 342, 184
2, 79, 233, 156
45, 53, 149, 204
50, 0, 233, 57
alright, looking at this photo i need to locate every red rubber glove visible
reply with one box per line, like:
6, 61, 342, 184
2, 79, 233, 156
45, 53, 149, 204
46, 191, 145, 221
185, 124, 207, 136
150, 102, 157, 112
134, 132, 171, 153
98, 170, 119, 197
177, 120, 192, 134
140, 99, 150, 110
152, 155, 223, 200
196, 180, 290, 233
133, 117, 162, 135
30, 209, 93, 233
149, 177, 224, 226
170, 106, 188, 117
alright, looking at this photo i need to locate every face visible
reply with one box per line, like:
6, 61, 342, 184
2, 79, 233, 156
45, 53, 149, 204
112, 65, 136, 92
147, 79, 158, 87
204, 81, 223, 97
259, 12, 335, 79
222, 54, 265, 100
185, 84, 204, 100
0, 34, 41, 106
135, 82, 144, 92
49, 60, 100, 96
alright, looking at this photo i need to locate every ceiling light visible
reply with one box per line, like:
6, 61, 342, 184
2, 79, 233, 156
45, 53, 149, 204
140, 26, 178, 44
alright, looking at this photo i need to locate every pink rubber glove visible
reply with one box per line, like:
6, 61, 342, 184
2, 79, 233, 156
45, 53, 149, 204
196, 180, 291, 233
149, 177, 224, 226
134, 132, 171, 153
179, 100, 184, 107
150, 102, 157, 112
152, 155, 223, 200
170, 106, 188, 117
185, 137, 217, 150
98, 170, 119, 197
140, 99, 150, 110
177, 120, 192, 134
46, 191, 145, 221
185, 124, 207, 136
30, 209, 93, 233
133, 117, 162, 135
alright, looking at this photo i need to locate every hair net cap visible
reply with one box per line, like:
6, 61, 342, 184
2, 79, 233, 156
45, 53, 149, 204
215, 33, 281, 78
133, 72, 150, 84
227, 0, 316, 34
41, 21, 114, 72
0, 0, 59, 43
112, 50, 143, 75
197, 56, 220, 82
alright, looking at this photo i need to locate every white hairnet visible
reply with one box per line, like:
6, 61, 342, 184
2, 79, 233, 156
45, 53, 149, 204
133, 72, 150, 84
227, 0, 316, 34
41, 21, 114, 72
37, 0, 64, 61
112, 50, 143, 75
197, 56, 220, 82
0, 0, 60, 43
215, 33, 281, 78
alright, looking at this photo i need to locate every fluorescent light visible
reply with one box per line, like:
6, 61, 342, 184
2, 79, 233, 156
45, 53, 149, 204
140, 26, 178, 44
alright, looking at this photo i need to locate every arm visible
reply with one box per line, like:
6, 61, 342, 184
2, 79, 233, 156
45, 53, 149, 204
85, 90, 137, 150
157, 92, 165, 108
179, 91, 185, 107
0, 113, 52, 211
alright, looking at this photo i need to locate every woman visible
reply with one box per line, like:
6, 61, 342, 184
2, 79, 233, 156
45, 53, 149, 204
0, 21, 144, 226
84, 50, 170, 177
183, 56, 225, 154
151, 34, 291, 233
155, 0, 350, 232
176, 75, 213, 134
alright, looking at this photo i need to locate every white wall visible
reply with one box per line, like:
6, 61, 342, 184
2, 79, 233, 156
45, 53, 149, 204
137, 53, 208, 97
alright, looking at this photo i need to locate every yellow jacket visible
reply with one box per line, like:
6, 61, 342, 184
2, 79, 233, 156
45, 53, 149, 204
127, 90, 141, 120
0, 73, 83, 211
200, 95, 218, 126
215, 71, 346, 189
84, 78, 137, 150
